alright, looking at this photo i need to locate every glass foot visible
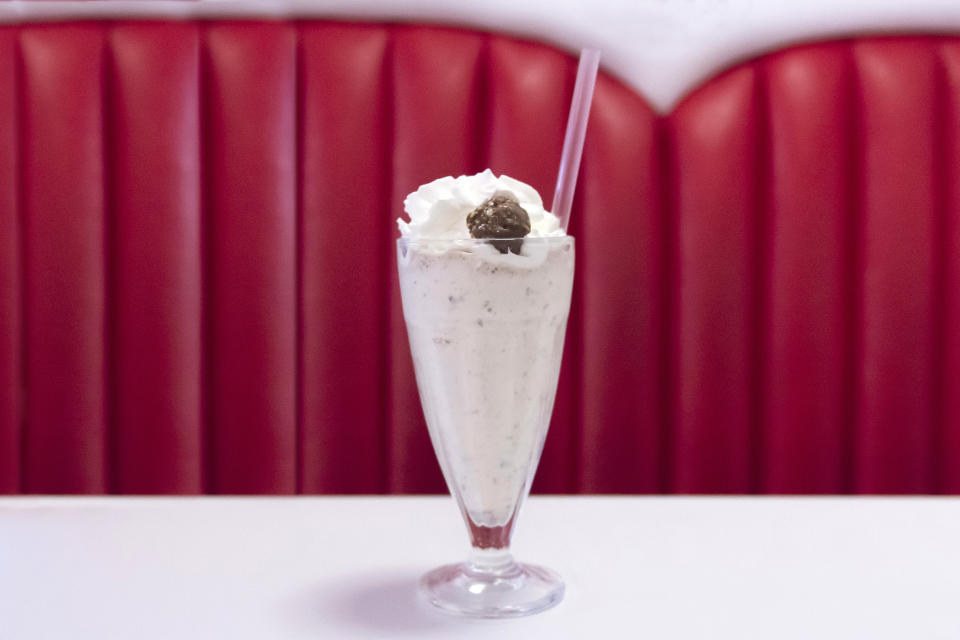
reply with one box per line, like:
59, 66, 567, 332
420, 560, 564, 619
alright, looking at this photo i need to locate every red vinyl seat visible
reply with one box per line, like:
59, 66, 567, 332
0, 22, 957, 494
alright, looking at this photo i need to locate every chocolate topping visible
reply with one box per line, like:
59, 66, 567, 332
466, 194, 531, 254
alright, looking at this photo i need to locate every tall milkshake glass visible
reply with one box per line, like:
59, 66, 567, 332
397, 234, 574, 618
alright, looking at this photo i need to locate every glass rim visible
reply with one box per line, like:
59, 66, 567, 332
397, 235, 574, 246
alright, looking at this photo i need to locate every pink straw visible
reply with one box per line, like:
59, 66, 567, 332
552, 48, 601, 232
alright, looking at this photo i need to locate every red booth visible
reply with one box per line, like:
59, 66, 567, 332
1, 1, 958, 495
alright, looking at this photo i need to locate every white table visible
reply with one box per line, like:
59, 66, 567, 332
1, 496, 958, 639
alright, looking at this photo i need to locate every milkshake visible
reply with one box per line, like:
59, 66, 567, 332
397, 170, 573, 617
399, 236, 573, 534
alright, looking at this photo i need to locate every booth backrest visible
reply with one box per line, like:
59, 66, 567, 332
0, 21, 957, 494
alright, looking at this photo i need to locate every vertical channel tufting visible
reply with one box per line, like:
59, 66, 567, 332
485, 37, 574, 492
109, 23, 202, 494
8, 21, 960, 496
388, 26, 485, 493
763, 44, 854, 493
941, 42, 960, 494
932, 41, 949, 496
199, 21, 211, 495
853, 39, 938, 493
930, 43, 948, 497
204, 23, 297, 494
20, 24, 107, 493
668, 65, 760, 493
750, 61, 770, 494
103, 21, 115, 494
578, 74, 663, 493
655, 115, 680, 493
299, 23, 389, 493
844, 42, 863, 497
0, 27, 17, 493
295, 26, 303, 495
485, 38, 569, 198
379, 31, 395, 495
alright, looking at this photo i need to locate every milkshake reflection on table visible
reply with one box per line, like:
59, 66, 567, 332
397, 170, 574, 618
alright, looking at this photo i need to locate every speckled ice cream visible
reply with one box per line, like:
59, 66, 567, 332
397, 172, 574, 528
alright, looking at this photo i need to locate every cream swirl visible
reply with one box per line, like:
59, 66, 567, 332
398, 169, 564, 239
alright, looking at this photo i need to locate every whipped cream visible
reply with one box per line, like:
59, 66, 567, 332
398, 169, 565, 240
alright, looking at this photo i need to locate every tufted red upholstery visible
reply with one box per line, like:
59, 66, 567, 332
0, 22, 958, 494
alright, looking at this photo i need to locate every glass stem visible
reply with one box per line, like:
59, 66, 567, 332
464, 510, 521, 576
468, 546, 520, 577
